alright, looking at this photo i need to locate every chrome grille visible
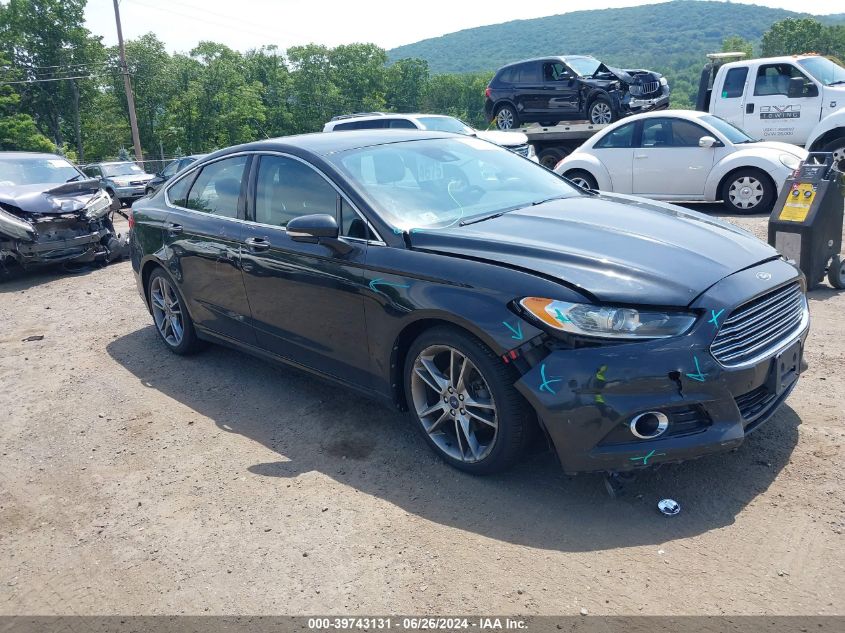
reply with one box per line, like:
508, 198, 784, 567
710, 282, 807, 367
630, 81, 660, 96
509, 143, 530, 157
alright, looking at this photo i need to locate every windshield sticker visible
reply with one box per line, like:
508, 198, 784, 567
760, 105, 800, 119
538, 363, 563, 395
685, 356, 707, 382
709, 309, 724, 328
502, 321, 523, 341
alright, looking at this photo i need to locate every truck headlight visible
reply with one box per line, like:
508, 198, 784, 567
520, 297, 697, 339
659, 77, 668, 86
780, 154, 801, 170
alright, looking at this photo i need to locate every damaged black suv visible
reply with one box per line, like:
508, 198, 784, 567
0, 152, 126, 274
484, 55, 670, 129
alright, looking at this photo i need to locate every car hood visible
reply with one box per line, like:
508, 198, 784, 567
407, 193, 779, 306
743, 141, 807, 158
0, 180, 102, 215
475, 130, 528, 147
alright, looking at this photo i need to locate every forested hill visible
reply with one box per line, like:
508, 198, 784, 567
388, 1, 805, 74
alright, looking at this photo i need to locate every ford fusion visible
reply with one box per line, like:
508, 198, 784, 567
129, 131, 808, 475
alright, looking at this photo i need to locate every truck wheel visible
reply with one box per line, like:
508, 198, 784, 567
721, 169, 775, 214
588, 96, 615, 125
564, 170, 598, 190
495, 104, 519, 130
538, 147, 568, 170
822, 138, 845, 173
828, 254, 845, 289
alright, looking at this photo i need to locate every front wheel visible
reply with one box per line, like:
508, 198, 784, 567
405, 326, 532, 474
823, 137, 845, 173
495, 104, 519, 130
721, 169, 776, 214
564, 169, 598, 190
588, 96, 615, 125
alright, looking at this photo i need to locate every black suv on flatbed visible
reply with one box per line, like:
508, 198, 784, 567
484, 55, 670, 129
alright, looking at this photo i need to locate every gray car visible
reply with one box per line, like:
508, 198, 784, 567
82, 161, 156, 206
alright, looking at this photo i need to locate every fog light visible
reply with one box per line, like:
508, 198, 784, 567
630, 411, 669, 439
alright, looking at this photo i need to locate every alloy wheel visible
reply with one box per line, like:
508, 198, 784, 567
410, 344, 498, 463
728, 176, 764, 210
590, 102, 612, 124
150, 275, 185, 347
831, 145, 845, 173
496, 108, 514, 130
570, 176, 591, 190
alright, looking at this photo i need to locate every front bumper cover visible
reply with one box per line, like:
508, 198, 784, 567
513, 259, 808, 474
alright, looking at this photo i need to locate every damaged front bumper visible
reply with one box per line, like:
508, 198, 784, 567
618, 87, 671, 116
513, 260, 809, 474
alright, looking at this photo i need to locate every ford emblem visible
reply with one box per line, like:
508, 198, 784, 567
757, 271, 772, 280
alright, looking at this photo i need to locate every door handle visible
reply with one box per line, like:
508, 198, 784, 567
746, 103, 754, 113
166, 223, 182, 235
634, 154, 648, 159
245, 236, 270, 252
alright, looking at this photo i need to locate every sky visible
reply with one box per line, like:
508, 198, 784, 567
84, 0, 845, 54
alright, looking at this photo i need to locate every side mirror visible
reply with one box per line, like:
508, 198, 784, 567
287, 213, 339, 241
787, 77, 804, 99
699, 135, 719, 148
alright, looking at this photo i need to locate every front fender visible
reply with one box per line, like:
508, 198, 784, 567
705, 152, 793, 200
807, 108, 845, 149
555, 153, 613, 190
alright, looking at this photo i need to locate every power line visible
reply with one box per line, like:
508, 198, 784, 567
0, 74, 110, 85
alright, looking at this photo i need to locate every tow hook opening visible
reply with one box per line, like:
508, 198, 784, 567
630, 411, 669, 440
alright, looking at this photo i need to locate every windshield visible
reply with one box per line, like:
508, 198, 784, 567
700, 114, 757, 144
566, 56, 602, 77
798, 56, 845, 86
0, 156, 82, 186
102, 163, 144, 177
417, 116, 474, 135
328, 137, 581, 230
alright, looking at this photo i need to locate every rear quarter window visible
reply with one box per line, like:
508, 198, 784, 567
166, 174, 194, 207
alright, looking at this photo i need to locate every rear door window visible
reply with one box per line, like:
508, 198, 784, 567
515, 63, 540, 83
184, 156, 248, 218
722, 67, 748, 98
388, 119, 417, 129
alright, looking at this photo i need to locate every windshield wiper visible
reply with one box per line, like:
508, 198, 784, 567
459, 195, 573, 227
828, 80, 845, 86
65, 174, 83, 182
531, 194, 572, 206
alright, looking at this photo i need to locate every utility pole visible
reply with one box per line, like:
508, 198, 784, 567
112, 0, 143, 164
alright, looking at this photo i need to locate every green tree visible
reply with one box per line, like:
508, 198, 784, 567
761, 18, 839, 57
722, 35, 754, 59
386, 58, 430, 112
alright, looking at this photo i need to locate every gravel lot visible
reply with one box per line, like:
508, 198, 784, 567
1, 210, 843, 616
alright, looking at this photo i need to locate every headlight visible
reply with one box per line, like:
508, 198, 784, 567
659, 77, 668, 86
779, 154, 801, 170
84, 191, 112, 219
519, 297, 697, 339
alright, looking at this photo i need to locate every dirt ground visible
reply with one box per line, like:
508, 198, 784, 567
1, 209, 843, 616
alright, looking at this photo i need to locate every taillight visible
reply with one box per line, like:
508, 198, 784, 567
127, 209, 135, 230
485, 86, 491, 98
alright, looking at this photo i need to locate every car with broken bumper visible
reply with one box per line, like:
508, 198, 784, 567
0, 152, 126, 273
129, 131, 808, 475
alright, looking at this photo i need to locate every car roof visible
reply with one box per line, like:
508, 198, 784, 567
499, 55, 597, 69
0, 151, 65, 160
213, 130, 459, 158
718, 54, 821, 72
329, 113, 451, 124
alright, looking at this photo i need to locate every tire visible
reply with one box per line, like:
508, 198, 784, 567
564, 169, 598, 190
538, 147, 568, 170
404, 326, 532, 474
495, 104, 519, 130
721, 168, 776, 214
588, 96, 615, 125
147, 268, 203, 355
539, 121, 559, 127
822, 137, 845, 173
828, 254, 845, 289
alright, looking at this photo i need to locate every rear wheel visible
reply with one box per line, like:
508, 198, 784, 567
565, 169, 598, 190
721, 168, 775, 214
538, 147, 568, 170
495, 104, 519, 130
588, 96, 615, 125
828, 254, 845, 289
822, 137, 845, 173
147, 268, 203, 355
405, 326, 531, 474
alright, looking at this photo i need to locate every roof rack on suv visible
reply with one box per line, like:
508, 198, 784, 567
329, 112, 387, 122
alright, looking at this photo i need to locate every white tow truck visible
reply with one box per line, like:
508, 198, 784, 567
695, 52, 845, 170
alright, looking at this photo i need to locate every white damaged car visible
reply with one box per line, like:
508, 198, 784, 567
555, 110, 807, 213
